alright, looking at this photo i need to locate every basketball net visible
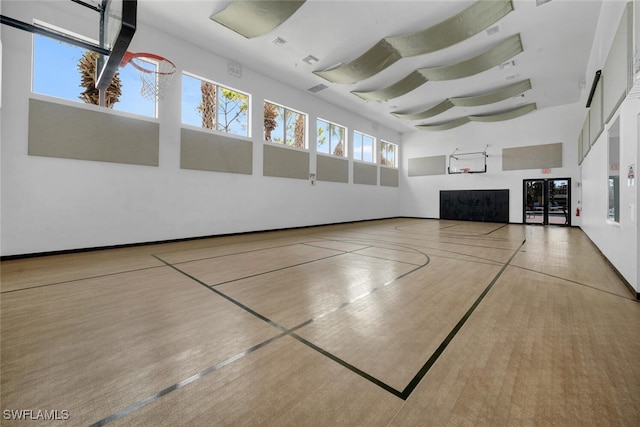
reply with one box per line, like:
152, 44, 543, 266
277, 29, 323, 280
120, 52, 177, 101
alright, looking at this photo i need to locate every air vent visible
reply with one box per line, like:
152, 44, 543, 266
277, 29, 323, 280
486, 25, 500, 36
499, 60, 516, 70
271, 36, 287, 47
228, 61, 242, 78
536, 0, 553, 6
302, 55, 319, 65
308, 84, 328, 93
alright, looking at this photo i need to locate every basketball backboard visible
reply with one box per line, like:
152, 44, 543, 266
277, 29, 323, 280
448, 147, 488, 174
96, 0, 137, 90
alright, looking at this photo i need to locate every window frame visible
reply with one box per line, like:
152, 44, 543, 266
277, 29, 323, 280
353, 130, 376, 163
380, 140, 398, 168
316, 118, 348, 158
263, 100, 308, 149
31, 23, 158, 118
181, 71, 252, 138
606, 116, 621, 224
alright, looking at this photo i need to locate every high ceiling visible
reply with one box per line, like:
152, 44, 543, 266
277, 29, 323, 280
137, 0, 603, 133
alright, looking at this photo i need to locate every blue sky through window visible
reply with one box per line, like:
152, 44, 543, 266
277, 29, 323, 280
33, 35, 156, 117
182, 73, 249, 137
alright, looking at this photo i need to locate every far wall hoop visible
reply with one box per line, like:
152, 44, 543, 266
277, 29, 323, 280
448, 145, 488, 174
120, 51, 177, 101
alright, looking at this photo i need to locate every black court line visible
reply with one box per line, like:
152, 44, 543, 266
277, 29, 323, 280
311, 237, 425, 255
90, 235, 523, 424
349, 252, 424, 267
0, 264, 167, 294
510, 264, 640, 303
289, 334, 404, 398
84, 251, 416, 424
399, 239, 526, 398
153, 255, 287, 331
88, 332, 289, 427
207, 252, 347, 288
160, 239, 330, 266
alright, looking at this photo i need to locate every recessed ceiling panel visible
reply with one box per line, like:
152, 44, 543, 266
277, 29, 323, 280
416, 103, 537, 131
392, 79, 532, 120
314, 0, 514, 84
353, 34, 523, 101
210, 0, 307, 39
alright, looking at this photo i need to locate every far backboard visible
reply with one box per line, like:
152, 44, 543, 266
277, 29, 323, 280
448, 150, 488, 174
96, 0, 137, 91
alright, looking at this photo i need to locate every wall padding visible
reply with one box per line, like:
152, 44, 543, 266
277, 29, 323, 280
408, 155, 446, 176
263, 144, 309, 179
502, 142, 562, 171
28, 98, 159, 166
316, 154, 348, 183
380, 167, 399, 187
181, 128, 252, 174
353, 162, 378, 185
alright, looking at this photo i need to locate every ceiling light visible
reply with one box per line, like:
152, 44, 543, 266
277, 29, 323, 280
302, 55, 319, 65
271, 36, 287, 47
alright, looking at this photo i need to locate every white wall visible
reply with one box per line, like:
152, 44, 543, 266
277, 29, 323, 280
580, 100, 639, 292
578, 0, 639, 293
0, 1, 401, 256
399, 103, 584, 223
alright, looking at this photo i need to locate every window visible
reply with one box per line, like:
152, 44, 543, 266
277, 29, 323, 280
380, 141, 398, 168
353, 131, 375, 163
607, 117, 620, 222
32, 31, 156, 117
264, 101, 307, 148
317, 119, 346, 157
182, 73, 250, 137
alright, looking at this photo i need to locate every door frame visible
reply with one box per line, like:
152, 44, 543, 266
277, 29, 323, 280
523, 178, 571, 226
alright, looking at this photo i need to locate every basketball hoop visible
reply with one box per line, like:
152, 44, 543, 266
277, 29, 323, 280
120, 52, 176, 101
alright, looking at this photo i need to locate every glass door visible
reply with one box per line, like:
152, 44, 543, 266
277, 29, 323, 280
524, 180, 545, 224
524, 178, 571, 226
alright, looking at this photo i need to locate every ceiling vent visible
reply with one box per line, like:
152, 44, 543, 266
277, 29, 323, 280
227, 61, 242, 78
307, 84, 328, 93
302, 55, 319, 65
486, 25, 500, 36
271, 36, 287, 47
536, 0, 553, 6
499, 60, 516, 70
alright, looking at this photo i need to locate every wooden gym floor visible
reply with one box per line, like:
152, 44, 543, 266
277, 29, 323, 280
1, 218, 639, 426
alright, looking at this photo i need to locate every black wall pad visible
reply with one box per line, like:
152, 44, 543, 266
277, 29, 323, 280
440, 190, 509, 223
